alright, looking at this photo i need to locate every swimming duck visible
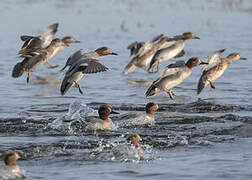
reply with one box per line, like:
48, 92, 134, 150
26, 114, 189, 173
83, 104, 119, 131
115, 102, 159, 126
146, 57, 208, 99
0, 151, 21, 174
95, 133, 143, 161
148, 32, 200, 73
12, 36, 80, 83
18, 23, 59, 56
112, 133, 143, 159
123, 35, 167, 74
60, 47, 117, 95
197, 49, 246, 94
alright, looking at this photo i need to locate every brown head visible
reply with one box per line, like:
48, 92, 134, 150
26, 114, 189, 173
226, 53, 247, 61
126, 133, 142, 148
182, 32, 200, 40
186, 57, 208, 69
61, 36, 80, 46
4, 151, 20, 166
95, 46, 118, 56
145, 102, 159, 116
98, 104, 119, 121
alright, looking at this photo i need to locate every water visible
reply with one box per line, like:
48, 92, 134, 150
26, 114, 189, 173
0, 0, 252, 179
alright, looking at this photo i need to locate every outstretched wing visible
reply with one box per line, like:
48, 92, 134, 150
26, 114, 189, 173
202, 49, 225, 72
40, 23, 59, 48
19, 37, 42, 55
20, 35, 36, 41
67, 59, 108, 76
149, 34, 164, 43
135, 42, 153, 57
152, 61, 186, 85
127, 34, 163, 57
60, 49, 83, 72
160, 60, 186, 77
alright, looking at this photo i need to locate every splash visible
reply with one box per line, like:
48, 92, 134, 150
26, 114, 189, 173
0, 168, 25, 180
48, 100, 97, 133
93, 135, 154, 162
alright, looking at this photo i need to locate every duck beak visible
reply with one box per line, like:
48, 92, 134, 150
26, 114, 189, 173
240, 57, 247, 60
74, 40, 81, 43
200, 62, 208, 65
193, 36, 200, 39
111, 110, 120, 114
110, 52, 118, 55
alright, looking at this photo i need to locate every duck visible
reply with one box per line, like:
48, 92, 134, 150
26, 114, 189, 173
60, 46, 118, 72
95, 133, 143, 161
148, 32, 200, 73
82, 104, 119, 131
60, 47, 117, 95
197, 49, 247, 94
146, 57, 208, 99
12, 36, 80, 83
123, 35, 167, 74
112, 133, 143, 160
18, 23, 59, 56
114, 102, 159, 127
0, 151, 21, 174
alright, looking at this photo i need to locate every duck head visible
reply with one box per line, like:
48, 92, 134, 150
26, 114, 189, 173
98, 104, 119, 121
145, 102, 159, 116
227, 53, 247, 61
126, 133, 142, 148
61, 36, 80, 46
186, 57, 208, 69
4, 151, 20, 166
95, 46, 118, 56
182, 32, 200, 40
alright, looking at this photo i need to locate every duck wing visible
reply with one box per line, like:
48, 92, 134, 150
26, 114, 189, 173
202, 49, 225, 72
19, 37, 42, 56
149, 34, 164, 43
66, 59, 108, 76
23, 50, 47, 69
160, 60, 186, 77
20, 35, 36, 41
152, 61, 186, 84
40, 23, 59, 48
60, 49, 83, 72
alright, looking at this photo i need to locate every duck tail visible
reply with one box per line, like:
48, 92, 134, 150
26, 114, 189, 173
60, 78, 73, 96
197, 77, 206, 95
122, 60, 136, 75
12, 57, 31, 78
145, 84, 157, 97
12, 62, 25, 78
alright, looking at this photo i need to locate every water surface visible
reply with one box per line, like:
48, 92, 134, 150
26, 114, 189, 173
0, 0, 252, 179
